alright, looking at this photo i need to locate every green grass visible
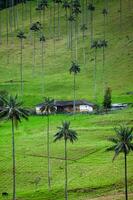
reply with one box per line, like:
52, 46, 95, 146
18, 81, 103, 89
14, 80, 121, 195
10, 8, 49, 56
0, 108, 133, 199
0, 0, 133, 106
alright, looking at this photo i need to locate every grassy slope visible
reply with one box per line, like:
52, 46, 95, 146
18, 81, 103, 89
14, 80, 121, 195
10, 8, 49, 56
0, 108, 133, 199
0, 0, 132, 106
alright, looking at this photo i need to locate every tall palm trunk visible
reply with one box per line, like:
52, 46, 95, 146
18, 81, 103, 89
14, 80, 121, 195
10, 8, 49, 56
82, 29, 86, 64
22, 2, 24, 30
124, 152, 128, 200
64, 139, 68, 200
32, 32, 36, 77
53, 2, 56, 54
29, 0, 32, 25
57, 3, 61, 40
119, 0, 122, 29
12, 118, 16, 200
49, 5, 52, 38
65, 9, 69, 48
73, 73, 76, 114
90, 11, 93, 45
75, 20, 78, 61
6, 0, 9, 64
41, 41, 44, 95
94, 48, 97, 101
20, 39, 23, 97
102, 46, 105, 93
47, 114, 51, 190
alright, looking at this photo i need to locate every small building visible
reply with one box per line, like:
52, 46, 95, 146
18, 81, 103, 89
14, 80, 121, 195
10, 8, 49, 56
111, 103, 128, 110
35, 100, 94, 114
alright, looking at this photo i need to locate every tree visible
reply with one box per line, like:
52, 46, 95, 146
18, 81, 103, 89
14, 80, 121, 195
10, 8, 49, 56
88, 3, 95, 45
17, 31, 26, 97
30, 21, 42, 76
102, 8, 108, 40
91, 40, 101, 102
68, 14, 75, 59
69, 62, 80, 114
54, 121, 78, 200
40, 34, 46, 95
36, 0, 48, 30
72, 0, 81, 61
99, 39, 108, 93
80, 24, 87, 64
40, 97, 55, 190
0, 95, 29, 200
103, 87, 111, 112
62, 0, 70, 47
107, 125, 133, 200
54, 0, 62, 40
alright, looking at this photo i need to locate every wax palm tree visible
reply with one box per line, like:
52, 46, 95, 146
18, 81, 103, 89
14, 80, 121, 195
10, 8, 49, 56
39, 0, 48, 30
102, 8, 108, 40
21, 0, 27, 30
6, 0, 9, 45
88, 3, 95, 45
99, 39, 108, 92
72, 0, 81, 61
54, 0, 62, 40
62, 0, 70, 47
40, 97, 55, 190
69, 62, 80, 114
91, 40, 101, 101
107, 125, 133, 200
80, 24, 87, 64
68, 14, 75, 59
17, 31, 26, 97
119, 0, 122, 28
30, 21, 42, 76
0, 95, 29, 200
54, 121, 78, 200
40, 34, 46, 95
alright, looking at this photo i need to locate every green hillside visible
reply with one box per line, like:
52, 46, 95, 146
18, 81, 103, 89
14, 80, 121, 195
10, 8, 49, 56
0, 0, 132, 106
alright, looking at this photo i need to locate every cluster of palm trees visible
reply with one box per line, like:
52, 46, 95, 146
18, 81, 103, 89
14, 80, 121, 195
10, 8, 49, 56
0, 0, 112, 102
0, 94, 132, 200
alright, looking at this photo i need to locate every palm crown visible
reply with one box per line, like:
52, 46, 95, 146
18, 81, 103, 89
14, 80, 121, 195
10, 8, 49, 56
54, 121, 78, 142
102, 8, 108, 15
88, 3, 95, 11
36, 0, 48, 10
80, 24, 88, 32
0, 95, 29, 127
30, 22, 42, 32
108, 125, 133, 160
62, 0, 70, 10
69, 62, 80, 74
40, 97, 55, 115
17, 31, 26, 39
40, 35, 46, 42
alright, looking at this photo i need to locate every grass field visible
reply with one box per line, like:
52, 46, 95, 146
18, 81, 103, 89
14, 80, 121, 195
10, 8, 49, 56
0, 0, 133, 199
0, 108, 133, 200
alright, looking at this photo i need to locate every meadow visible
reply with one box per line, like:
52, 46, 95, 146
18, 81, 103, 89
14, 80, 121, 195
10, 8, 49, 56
0, 108, 133, 200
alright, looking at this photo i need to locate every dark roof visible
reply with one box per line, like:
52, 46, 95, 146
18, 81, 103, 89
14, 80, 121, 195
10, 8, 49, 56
36, 100, 94, 107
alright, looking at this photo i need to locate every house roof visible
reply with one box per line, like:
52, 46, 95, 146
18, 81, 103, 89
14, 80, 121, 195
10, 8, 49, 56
36, 100, 94, 107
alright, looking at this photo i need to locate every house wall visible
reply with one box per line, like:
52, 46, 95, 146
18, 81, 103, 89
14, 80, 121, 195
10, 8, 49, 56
79, 105, 93, 112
